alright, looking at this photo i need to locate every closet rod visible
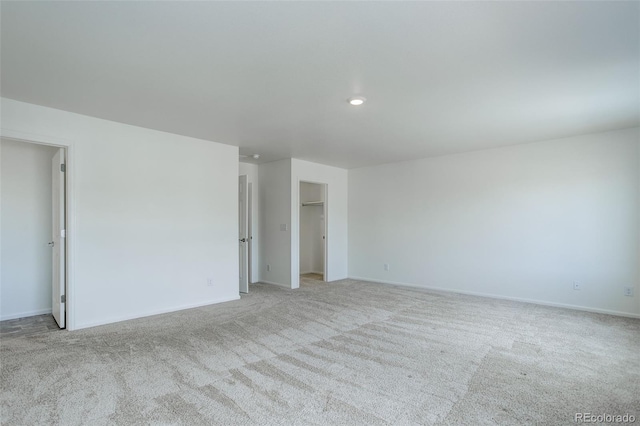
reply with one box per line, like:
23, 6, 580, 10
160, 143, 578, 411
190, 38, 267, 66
301, 201, 324, 207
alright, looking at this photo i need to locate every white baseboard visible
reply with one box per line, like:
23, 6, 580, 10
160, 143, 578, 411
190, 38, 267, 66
259, 280, 292, 289
348, 276, 640, 319
1, 308, 52, 321
325, 275, 348, 283
74, 295, 241, 330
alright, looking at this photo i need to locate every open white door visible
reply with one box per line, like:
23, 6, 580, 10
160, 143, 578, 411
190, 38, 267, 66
322, 184, 327, 281
248, 183, 253, 284
51, 149, 66, 328
238, 175, 249, 294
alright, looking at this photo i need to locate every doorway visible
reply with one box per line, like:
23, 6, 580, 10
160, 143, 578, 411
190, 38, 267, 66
0, 138, 68, 329
299, 181, 327, 285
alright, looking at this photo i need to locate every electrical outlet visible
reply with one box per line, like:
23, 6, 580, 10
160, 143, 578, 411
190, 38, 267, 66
207, 278, 214, 287
384, 263, 390, 271
624, 286, 634, 297
280, 224, 288, 231
267, 264, 271, 272
573, 281, 581, 291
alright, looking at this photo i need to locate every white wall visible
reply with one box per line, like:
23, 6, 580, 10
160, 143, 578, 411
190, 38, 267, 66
1, 139, 59, 320
349, 127, 640, 316
258, 159, 348, 288
1, 98, 240, 329
258, 159, 292, 287
299, 182, 324, 275
291, 159, 348, 288
239, 162, 260, 283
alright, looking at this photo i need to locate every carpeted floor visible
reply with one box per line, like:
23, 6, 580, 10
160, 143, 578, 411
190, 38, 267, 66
1, 313, 61, 338
2, 278, 639, 425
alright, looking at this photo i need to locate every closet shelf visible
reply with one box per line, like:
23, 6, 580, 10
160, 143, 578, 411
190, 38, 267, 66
301, 201, 324, 207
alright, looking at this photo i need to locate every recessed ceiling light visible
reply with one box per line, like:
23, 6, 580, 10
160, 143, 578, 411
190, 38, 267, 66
348, 96, 366, 106
239, 154, 260, 160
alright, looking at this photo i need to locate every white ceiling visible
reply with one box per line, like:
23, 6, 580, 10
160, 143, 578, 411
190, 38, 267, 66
1, 2, 638, 169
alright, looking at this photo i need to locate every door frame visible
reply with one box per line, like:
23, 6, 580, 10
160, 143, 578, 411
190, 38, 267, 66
293, 179, 328, 289
0, 129, 76, 330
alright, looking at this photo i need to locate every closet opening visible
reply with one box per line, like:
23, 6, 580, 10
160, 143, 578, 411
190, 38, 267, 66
1, 137, 68, 329
299, 181, 326, 286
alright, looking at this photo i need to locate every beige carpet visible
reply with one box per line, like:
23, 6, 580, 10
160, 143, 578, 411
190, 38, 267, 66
2, 278, 639, 425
